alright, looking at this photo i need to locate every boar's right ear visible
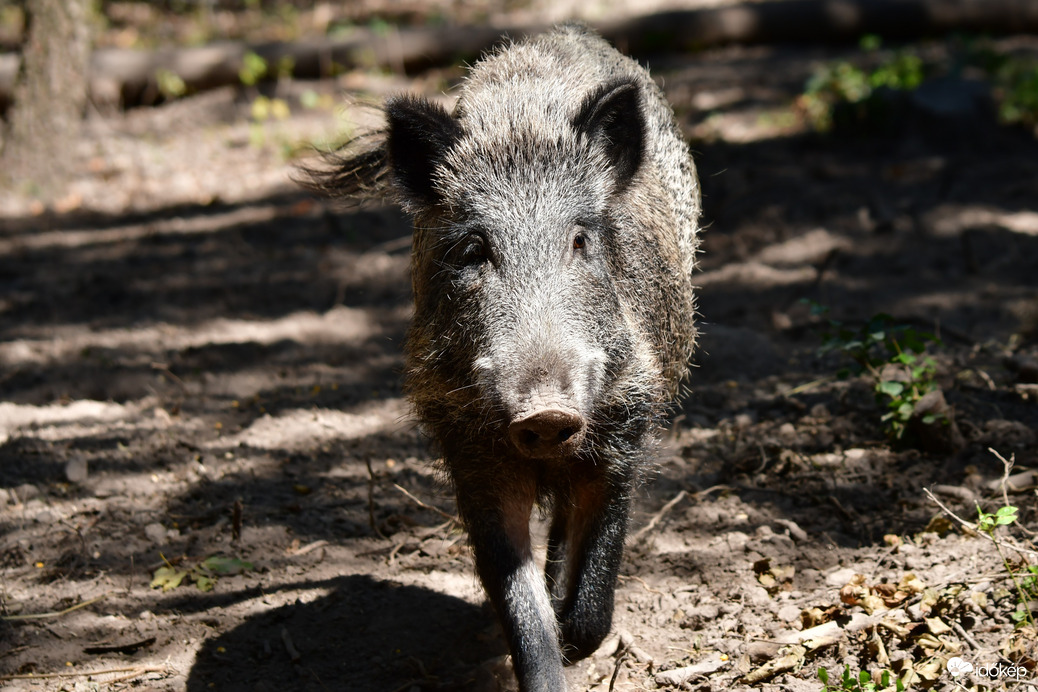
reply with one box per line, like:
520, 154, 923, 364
572, 78, 645, 193
385, 95, 461, 207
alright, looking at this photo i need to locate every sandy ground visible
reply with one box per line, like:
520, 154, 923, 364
2, 24, 1038, 692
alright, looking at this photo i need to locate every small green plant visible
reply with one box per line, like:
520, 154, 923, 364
151, 555, 253, 593
975, 503, 1036, 629
1017, 564, 1038, 626
239, 50, 269, 87
247, 94, 292, 150
818, 665, 905, 692
809, 302, 944, 440
799, 35, 925, 131
996, 62, 1038, 127
875, 350, 940, 440
961, 37, 1038, 128
869, 52, 924, 91
976, 505, 1018, 534
156, 68, 187, 99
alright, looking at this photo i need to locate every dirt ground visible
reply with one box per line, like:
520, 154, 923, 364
2, 21, 1038, 692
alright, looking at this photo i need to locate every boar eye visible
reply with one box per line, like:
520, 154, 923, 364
572, 233, 587, 251
455, 233, 489, 266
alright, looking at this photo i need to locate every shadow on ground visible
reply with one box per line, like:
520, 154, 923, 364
184, 574, 503, 692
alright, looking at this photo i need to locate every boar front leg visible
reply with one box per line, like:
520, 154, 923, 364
454, 471, 566, 692
552, 469, 632, 662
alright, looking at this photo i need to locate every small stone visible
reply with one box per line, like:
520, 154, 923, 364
826, 567, 859, 587
66, 456, 88, 483
809, 403, 830, 419
13, 483, 40, 503
145, 522, 168, 543
744, 640, 781, 663
724, 531, 750, 552
778, 604, 802, 623
746, 585, 771, 606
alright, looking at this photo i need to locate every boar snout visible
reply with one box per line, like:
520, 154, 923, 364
508, 405, 587, 458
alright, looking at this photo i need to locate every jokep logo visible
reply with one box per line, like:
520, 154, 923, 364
946, 657, 974, 677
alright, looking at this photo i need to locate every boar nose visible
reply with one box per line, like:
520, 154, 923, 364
508, 408, 587, 458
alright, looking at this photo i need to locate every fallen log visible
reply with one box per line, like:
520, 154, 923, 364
1, 0, 1037, 110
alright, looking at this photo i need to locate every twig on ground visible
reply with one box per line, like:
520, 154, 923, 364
609, 642, 629, 692
618, 630, 654, 665
990, 448, 1035, 537
827, 495, 857, 524
289, 540, 328, 557
0, 645, 29, 659
951, 620, 983, 652
924, 488, 1038, 559
280, 626, 301, 663
231, 498, 243, 543
392, 483, 458, 523
150, 362, 189, 392
366, 458, 386, 540
975, 368, 997, 391
632, 489, 687, 542
774, 518, 809, 542
994, 447, 1015, 510
619, 574, 662, 595
0, 665, 167, 682
783, 376, 833, 396
387, 539, 406, 566
1, 593, 108, 621
932, 484, 977, 503
743, 644, 807, 685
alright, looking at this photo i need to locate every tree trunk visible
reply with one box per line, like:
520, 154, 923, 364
2, 0, 92, 197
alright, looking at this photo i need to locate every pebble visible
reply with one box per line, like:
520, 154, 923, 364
687, 603, 721, 620
66, 456, 89, 483
13, 483, 41, 503
145, 522, 168, 543
778, 604, 802, 623
724, 531, 750, 552
826, 567, 859, 586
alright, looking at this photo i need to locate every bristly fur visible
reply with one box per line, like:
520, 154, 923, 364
299, 23, 701, 692
296, 131, 389, 203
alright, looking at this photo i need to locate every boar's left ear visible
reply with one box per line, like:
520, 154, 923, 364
572, 78, 645, 193
385, 95, 462, 207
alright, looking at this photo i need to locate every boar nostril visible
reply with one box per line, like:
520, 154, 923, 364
508, 409, 587, 458
520, 429, 540, 447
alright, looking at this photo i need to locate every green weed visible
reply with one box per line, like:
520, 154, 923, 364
808, 302, 944, 441
151, 555, 253, 593
976, 503, 1036, 629
995, 62, 1038, 127
239, 50, 269, 86
156, 68, 187, 99
818, 665, 905, 692
799, 36, 924, 132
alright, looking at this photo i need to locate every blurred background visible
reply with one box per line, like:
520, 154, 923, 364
2, 0, 1037, 213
